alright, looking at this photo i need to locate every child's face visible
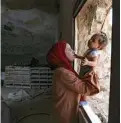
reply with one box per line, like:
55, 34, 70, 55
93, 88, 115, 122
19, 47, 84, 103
88, 38, 100, 49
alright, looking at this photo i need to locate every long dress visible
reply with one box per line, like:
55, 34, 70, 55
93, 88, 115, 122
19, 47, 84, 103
51, 67, 100, 123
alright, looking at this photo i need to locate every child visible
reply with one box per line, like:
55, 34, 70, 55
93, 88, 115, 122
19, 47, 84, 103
75, 32, 108, 101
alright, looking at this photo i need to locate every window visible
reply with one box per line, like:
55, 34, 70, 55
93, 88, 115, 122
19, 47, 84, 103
73, 0, 112, 122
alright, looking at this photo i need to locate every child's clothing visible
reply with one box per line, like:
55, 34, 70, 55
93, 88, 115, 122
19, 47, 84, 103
79, 49, 100, 101
79, 49, 100, 78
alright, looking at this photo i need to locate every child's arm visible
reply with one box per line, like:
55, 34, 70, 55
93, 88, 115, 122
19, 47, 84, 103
82, 57, 98, 67
74, 54, 85, 60
82, 50, 100, 67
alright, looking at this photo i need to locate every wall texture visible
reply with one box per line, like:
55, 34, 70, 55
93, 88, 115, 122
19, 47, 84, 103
74, 0, 112, 122
1, 8, 58, 70
59, 0, 75, 46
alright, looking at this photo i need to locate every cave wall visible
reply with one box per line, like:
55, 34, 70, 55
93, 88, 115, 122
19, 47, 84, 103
74, 0, 112, 79
74, 0, 112, 121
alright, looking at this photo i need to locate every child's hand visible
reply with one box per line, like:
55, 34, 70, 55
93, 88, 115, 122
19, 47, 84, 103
82, 58, 89, 66
74, 54, 78, 58
74, 54, 84, 60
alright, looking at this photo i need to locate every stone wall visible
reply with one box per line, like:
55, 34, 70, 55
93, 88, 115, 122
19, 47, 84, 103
74, 0, 112, 79
74, 0, 112, 122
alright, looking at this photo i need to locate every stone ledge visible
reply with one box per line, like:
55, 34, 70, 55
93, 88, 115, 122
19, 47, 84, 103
79, 101, 101, 123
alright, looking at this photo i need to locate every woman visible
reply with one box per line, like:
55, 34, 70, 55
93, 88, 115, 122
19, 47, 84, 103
47, 41, 100, 123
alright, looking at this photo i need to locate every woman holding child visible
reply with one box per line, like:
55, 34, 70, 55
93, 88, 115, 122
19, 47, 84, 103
46, 32, 107, 123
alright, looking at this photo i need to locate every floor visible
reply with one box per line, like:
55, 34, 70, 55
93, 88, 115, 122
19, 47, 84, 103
2, 87, 53, 123
1, 87, 100, 123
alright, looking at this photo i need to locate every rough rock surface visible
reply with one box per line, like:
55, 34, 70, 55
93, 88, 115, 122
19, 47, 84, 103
75, 0, 112, 122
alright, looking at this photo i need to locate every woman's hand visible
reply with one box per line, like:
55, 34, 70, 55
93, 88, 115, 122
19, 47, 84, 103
82, 57, 98, 67
82, 58, 89, 66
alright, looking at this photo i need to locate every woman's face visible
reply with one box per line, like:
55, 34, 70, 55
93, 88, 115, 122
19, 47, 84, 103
65, 43, 75, 62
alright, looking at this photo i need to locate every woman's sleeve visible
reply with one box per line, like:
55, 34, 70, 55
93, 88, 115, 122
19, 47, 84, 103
61, 70, 100, 96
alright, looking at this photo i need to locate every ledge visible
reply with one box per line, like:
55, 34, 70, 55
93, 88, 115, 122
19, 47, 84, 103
79, 101, 101, 123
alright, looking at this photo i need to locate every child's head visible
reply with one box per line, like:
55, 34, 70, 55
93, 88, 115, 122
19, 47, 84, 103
88, 32, 108, 50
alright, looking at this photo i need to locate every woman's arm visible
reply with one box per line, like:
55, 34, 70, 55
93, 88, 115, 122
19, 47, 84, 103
60, 69, 100, 95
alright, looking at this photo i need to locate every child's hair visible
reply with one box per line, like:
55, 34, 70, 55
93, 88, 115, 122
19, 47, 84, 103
90, 32, 108, 50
